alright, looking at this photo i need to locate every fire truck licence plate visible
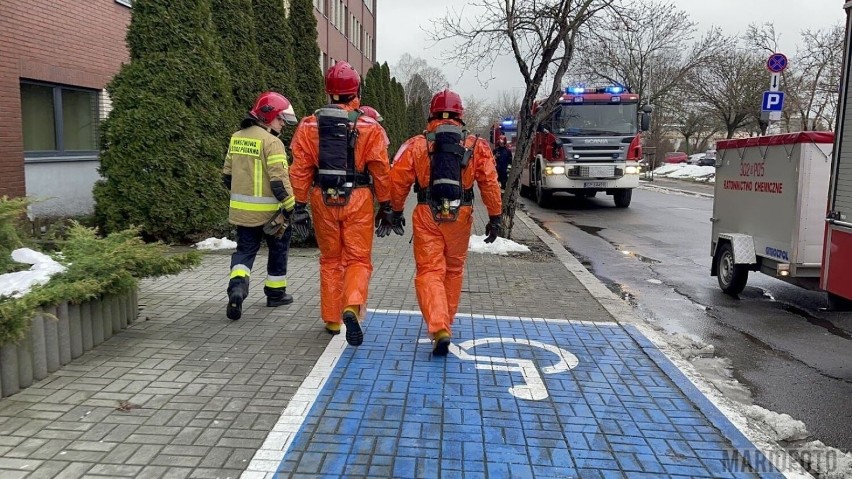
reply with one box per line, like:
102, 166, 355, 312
588, 166, 614, 177
584, 181, 607, 188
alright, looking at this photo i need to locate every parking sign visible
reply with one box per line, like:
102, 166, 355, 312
762, 91, 785, 112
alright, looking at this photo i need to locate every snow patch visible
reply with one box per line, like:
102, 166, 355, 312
794, 440, 852, 479
469, 235, 530, 256
652, 164, 716, 181
646, 278, 663, 285
745, 405, 810, 442
195, 237, 237, 251
0, 248, 66, 299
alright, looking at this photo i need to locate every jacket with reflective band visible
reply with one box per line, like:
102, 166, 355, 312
290, 99, 391, 204
390, 119, 502, 216
223, 125, 294, 226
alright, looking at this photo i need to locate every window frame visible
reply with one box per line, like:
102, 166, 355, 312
20, 80, 101, 161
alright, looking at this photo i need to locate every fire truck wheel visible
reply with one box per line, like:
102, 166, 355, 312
535, 168, 552, 207
716, 243, 748, 295
827, 293, 852, 311
613, 189, 632, 208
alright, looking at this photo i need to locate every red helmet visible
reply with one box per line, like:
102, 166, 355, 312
325, 61, 361, 97
429, 88, 464, 119
250, 92, 297, 126
360, 106, 383, 122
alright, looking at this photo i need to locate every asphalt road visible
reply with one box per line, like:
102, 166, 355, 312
520, 184, 852, 453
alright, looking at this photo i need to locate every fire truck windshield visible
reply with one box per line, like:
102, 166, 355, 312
550, 103, 638, 136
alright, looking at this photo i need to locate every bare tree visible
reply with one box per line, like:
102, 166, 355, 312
393, 53, 449, 102
689, 49, 766, 138
430, 0, 615, 238
463, 96, 494, 137
577, 1, 726, 110
792, 24, 843, 130
491, 89, 523, 120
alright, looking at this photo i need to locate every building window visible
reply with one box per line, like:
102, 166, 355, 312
314, 0, 325, 15
364, 0, 372, 12
20, 82, 99, 156
115, 0, 132, 7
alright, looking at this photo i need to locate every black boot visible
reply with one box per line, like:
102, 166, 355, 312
265, 286, 293, 307
226, 278, 248, 320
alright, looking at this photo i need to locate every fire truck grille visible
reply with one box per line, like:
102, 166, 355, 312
569, 166, 624, 179
564, 146, 624, 162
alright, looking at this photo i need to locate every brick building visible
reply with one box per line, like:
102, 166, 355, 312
0, 0, 377, 217
312, 0, 377, 74
0, 1, 131, 215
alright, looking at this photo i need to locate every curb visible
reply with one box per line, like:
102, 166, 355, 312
515, 210, 812, 479
0, 289, 138, 398
639, 181, 715, 198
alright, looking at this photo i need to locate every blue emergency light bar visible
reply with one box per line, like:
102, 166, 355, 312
565, 85, 628, 95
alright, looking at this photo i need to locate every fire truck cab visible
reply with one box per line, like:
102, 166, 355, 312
520, 85, 651, 208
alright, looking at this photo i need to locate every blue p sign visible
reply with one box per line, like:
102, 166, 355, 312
762, 91, 785, 111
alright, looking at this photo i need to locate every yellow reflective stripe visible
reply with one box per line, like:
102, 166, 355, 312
230, 265, 251, 279
254, 158, 263, 197
230, 200, 280, 212
229, 137, 262, 156
264, 278, 287, 288
281, 196, 296, 210
267, 153, 288, 166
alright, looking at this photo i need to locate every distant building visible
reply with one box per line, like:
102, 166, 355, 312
312, 0, 377, 74
0, 0, 377, 217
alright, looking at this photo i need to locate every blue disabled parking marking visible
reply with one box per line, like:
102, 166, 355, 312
251, 311, 783, 478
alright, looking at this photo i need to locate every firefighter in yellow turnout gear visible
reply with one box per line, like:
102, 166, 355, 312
223, 92, 298, 320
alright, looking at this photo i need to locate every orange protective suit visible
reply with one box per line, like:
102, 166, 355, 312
290, 99, 391, 325
390, 119, 502, 336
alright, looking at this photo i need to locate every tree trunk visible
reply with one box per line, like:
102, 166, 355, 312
500, 100, 538, 239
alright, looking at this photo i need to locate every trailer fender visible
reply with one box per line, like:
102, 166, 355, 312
712, 234, 757, 276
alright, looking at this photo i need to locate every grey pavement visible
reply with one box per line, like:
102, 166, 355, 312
0, 198, 616, 479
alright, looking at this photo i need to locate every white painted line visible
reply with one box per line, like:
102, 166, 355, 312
516, 210, 812, 479
368, 308, 616, 326
242, 334, 347, 478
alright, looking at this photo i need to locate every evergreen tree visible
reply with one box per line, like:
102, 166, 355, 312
288, 0, 326, 114
94, 0, 236, 242
211, 0, 267, 113
252, 0, 300, 120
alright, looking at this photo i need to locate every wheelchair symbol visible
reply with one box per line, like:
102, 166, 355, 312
421, 337, 579, 400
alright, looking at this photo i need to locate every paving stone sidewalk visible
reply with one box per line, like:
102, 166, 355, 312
0, 197, 618, 479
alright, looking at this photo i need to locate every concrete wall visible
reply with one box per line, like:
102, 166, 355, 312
25, 159, 101, 218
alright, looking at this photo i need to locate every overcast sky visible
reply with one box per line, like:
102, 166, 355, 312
376, 0, 843, 103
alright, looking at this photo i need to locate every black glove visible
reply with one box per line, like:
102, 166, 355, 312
485, 215, 501, 244
291, 202, 312, 240
222, 174, 232, 190
391, 210, 405, 236
375, 202, 396, 238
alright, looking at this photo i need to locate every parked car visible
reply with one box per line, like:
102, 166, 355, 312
687, 153, 705, 165
663, 151, 688, 164
697, 156, 716, 167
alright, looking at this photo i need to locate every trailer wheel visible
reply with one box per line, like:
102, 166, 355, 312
716, 243, 748, 295
535, 167, 551, 207
613, 189, 632, 208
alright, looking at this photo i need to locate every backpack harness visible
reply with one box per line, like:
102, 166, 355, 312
414, 124, 478, 222
315, 105, 371, 206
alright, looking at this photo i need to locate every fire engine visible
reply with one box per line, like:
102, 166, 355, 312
519, 85, 651, 208
490, 117, 518, 151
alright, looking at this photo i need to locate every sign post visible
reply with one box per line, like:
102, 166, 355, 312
763, 53, 788, 122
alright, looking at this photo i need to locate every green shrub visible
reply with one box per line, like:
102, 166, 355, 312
0, 197, 29, 274
94, 0, 237, 243
0, 221, 201, 346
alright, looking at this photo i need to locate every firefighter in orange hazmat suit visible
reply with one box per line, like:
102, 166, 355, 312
289, 62, 399, 346
389, 89, 502, 356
